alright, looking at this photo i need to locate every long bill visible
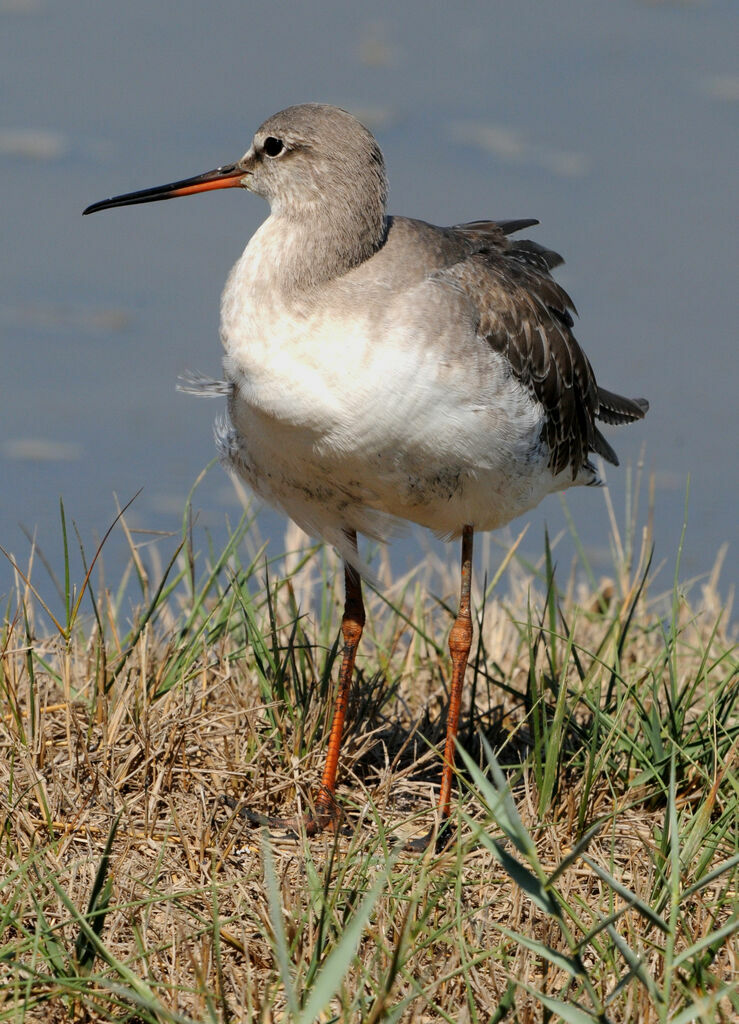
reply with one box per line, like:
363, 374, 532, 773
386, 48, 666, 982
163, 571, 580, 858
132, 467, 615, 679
83, 164, 246, 215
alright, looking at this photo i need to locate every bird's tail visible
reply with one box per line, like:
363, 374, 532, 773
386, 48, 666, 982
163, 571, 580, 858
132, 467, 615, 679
596, 388, 649, 426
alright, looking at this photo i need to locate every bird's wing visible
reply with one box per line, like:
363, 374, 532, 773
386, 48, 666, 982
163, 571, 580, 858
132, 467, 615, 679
439, 222, 636, 478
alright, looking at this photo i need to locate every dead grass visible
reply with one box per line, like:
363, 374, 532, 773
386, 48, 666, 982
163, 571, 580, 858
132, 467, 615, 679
0, 492, 737, 1023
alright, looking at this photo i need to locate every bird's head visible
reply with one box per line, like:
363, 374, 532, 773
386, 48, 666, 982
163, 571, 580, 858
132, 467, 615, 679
83, 103, 388, 224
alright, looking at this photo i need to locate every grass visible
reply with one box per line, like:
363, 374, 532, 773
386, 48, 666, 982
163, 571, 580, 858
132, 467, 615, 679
0, 480, 737, 1023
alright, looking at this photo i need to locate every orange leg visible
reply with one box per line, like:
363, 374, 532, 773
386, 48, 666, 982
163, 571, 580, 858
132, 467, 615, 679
437, 524, 474, 819
227, 533, 364, 837
407, 524, 473, 851
312, 538, 365, 827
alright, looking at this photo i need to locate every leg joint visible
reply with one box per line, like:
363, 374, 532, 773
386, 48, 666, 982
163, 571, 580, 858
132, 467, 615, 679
448, 616, 473, 658
341, 615, 364, 648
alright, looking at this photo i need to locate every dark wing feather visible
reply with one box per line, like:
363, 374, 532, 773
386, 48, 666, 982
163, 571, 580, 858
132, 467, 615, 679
441, 221, 647, 478
452, 219, 564, 270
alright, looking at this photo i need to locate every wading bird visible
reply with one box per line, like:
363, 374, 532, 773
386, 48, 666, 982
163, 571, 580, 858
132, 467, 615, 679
85, 104, 647, 848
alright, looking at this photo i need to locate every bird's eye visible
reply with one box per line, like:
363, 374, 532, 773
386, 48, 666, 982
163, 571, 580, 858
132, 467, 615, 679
263, 136, 284, 157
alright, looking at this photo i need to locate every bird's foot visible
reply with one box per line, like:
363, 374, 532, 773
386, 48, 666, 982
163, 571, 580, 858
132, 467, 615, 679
402, 815, 454, 853
220, 792, 353, 839
220, 795, 455, 853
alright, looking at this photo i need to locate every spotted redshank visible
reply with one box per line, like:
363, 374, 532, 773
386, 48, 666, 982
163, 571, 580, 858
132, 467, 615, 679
84, 103, 648, 846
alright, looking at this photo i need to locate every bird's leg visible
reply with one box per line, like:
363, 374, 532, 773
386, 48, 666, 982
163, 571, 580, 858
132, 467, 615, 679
311, 537, 365, 831
438, 524, 474, 818
407, 524, 473, 851
228, 538, 363, 837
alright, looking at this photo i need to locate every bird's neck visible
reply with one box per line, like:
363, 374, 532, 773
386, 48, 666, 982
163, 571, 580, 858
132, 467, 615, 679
242, 200, 387, 296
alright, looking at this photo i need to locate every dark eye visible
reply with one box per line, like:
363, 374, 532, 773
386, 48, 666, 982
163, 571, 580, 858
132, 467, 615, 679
263, 136, 284, 157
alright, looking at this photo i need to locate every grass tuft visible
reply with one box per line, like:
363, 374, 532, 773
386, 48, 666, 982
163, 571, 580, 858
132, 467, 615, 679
0, 486, 736, 1022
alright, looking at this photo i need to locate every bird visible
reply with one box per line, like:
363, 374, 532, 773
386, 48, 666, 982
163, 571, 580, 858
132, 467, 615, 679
84, 103, 648, 847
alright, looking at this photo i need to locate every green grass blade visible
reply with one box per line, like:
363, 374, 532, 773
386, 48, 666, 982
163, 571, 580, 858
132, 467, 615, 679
297, 868, 388, 1024
604, 923, 661, 1005
672, 917, 739, 970
581, 855, 669, 934
262, 830, 300, 1019
74, 811, 121, 971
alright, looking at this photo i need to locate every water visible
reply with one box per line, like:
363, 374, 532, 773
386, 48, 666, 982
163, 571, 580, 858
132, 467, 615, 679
1, 0, 737, 605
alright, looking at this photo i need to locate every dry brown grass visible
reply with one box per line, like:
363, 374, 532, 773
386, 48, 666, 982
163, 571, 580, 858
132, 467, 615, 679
1, 507, 737, 1022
